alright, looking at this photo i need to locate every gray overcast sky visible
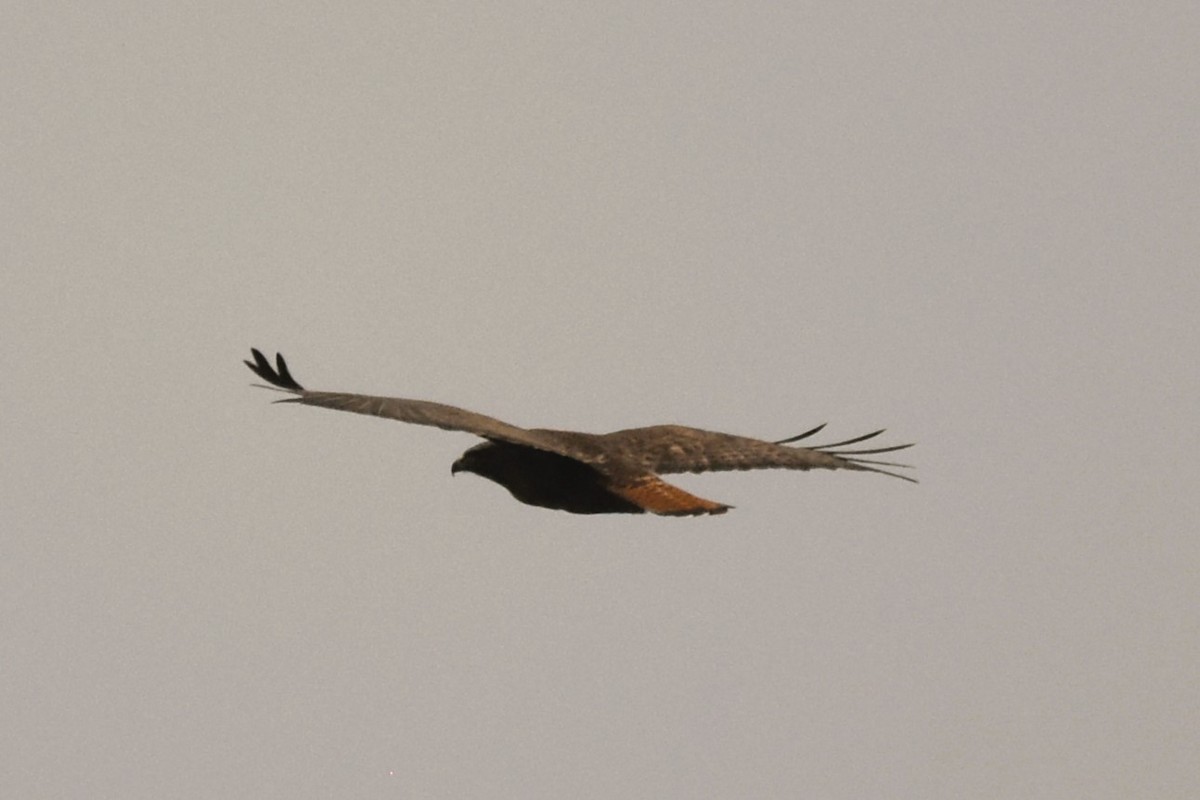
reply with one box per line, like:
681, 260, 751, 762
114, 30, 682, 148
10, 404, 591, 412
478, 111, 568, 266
3, 3, 1198, 798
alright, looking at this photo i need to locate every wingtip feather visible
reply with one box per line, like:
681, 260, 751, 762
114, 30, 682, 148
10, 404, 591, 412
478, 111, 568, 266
774, 422, 827, 445
245, 347, 305, 392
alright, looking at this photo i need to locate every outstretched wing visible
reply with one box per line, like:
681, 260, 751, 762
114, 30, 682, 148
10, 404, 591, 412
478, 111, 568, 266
245, 348, 576, 456
600, 423, 916, 483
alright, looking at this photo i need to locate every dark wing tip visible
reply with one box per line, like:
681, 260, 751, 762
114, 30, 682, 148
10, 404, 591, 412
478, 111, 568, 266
774, 423, 827, 445
826, 442, 915, 456
780, 425, 917, 483
858, 465, 919, 483
273, 352, 299, 388
245, 347, 305, 391
814, 428, 887, 449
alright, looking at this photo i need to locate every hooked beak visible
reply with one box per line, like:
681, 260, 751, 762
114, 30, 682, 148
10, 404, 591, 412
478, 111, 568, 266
450, 458, 464, 476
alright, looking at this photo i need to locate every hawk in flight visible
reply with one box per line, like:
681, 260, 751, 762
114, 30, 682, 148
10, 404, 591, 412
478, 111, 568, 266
245, 348, 915, 516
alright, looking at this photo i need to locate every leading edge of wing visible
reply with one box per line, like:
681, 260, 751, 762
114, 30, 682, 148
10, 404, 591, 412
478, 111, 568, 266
244, 347, 596, 459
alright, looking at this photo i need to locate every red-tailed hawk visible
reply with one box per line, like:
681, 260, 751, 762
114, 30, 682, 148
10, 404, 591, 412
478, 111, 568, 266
245, 348, 915, 516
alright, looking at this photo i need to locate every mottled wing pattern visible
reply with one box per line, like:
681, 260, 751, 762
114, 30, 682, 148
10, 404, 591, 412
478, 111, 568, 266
245, 348, 580, 457
599, 424, 916, 483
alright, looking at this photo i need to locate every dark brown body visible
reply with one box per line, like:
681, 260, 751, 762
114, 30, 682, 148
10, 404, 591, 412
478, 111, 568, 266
453, 441, 644, 514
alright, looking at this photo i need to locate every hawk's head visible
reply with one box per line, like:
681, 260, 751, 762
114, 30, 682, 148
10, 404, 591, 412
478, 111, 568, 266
450, 442, 492, 478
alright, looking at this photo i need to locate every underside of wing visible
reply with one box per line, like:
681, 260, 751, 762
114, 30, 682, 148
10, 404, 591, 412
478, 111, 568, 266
601, 423, 917, 483
245, 348, 574, 455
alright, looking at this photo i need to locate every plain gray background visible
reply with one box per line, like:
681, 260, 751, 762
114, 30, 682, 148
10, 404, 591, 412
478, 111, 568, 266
4, 3, 1197, 798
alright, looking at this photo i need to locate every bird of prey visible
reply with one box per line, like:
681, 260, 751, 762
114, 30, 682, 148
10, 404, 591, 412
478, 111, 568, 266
245, 348, 915, 516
